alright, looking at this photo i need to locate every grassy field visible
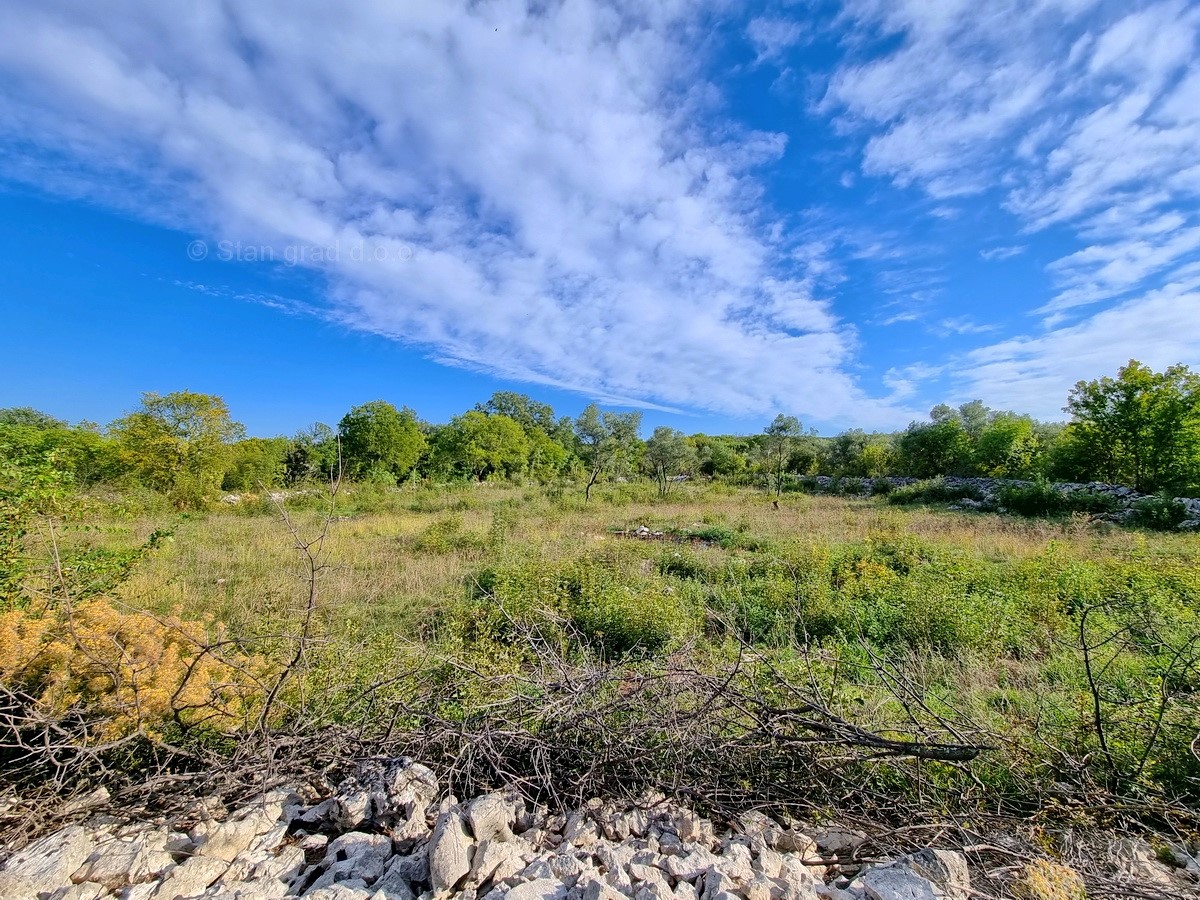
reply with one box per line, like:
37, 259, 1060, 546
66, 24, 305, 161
19, 480, 1200, 828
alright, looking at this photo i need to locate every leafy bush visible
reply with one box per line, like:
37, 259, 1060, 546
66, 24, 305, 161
997, 480, 1068, 516
468, 554, 699, 657
886, 478, 985, 506
1131, 493, 1188, 530
413, 515, 486, 553
869, 478, 894, 496
998, 480, 1119, 517
0, 599, 261, 741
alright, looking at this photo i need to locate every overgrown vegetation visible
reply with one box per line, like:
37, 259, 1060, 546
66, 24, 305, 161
2, 359, 1199, 844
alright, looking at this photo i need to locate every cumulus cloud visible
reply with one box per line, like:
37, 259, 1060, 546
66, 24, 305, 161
0, 0, 909, 424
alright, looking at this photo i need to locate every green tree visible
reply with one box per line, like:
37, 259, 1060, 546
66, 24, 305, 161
223, 437, 290, 490
1063, 360, 1200, 492
285, 423, 339, 484
110, 391, 244, 507
338, 401, 425, 483
895, 413, 972, 478
690, 435, 747, 479
643, 426, 696, 497
574, 404, 642, 501
442, 411, 530, 480
974, 414, 1041, 478
0, 407, 68, 429
761, 414, 802, 497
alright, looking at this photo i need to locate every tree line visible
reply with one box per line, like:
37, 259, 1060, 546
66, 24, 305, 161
2, 360, 1198, 509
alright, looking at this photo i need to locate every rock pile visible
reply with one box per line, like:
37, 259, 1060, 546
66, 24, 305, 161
1, 758, 1192, 900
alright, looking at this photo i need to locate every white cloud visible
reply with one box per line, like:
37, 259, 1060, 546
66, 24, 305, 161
935, 317, 996, 336
746, 17, 807, 63
979, 245, 1026, 261
826, 0, 1200, 408
0, 0, 908, 425
950, 276, 1200, 418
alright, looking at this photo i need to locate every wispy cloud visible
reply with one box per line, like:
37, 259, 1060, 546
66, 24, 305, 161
746, 17, 808, 63
825, 0, 1200, 404
0, 0, 907, 424
934, 317, 997, 336
979, 245, 1025, 261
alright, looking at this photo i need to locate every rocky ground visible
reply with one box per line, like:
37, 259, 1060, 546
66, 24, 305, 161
2, 759, 1198, 900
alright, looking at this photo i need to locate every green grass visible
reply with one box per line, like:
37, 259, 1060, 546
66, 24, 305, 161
32, 480, 1200, 818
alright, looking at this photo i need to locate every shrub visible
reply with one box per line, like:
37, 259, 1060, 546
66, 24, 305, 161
998, 480, 1067, 516
869, 478, 894, 496
1131, 494, 1188, 531
998, 480, 1120, 517
0, 599, 260, 742
1010, 859, 1086, 900
413, 515, 486, 553
886, 478, 984, 506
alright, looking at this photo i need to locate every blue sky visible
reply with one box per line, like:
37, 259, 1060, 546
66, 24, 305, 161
1, 1, 1198, 437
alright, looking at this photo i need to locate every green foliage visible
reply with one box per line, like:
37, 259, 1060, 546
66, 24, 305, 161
997, 480, 1118, 517
886, 478, 985, 506
470, 553, 700, 656
574, 404, 643, 501
222, 437, 289, 491
1130, 494, 1188, 531
0, 407, 68, 429
412, 515, 486, 553
0, 453, 73, 607
643, 426, 695, 497
110, 391, 244, 508
975, 414, 1042, 477
438, 410, 530, 480
761, 414, 803, 496
338, 400, 425, 482
1064, 359, 1200, 493
895, 416, 973, 478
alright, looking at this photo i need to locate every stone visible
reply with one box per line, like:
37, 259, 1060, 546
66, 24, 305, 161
581, 876, 626, 900
755, 848, 785, 881
386, 848, 429, 888
221, 846, 306, 895
372, 856, 417, 900
428, 809, 474, 893
673, 812, 710, 847
814, 830, 865, 858
715, 844, 755, 886
300, 834, 331, 853
332, 758, 438, 839
858, 864, 941, 900
897, 851, 968, 900
563, 814, 601, 849
0, 826, 97, 900
469, 795, 516, 844
304, 885, 374, 900
635, 879, 673, 900
548, 853, 589, 884
522, 859, 557, 882
469, 839, 530, 886
71, 829, 177, 890
46, 883, 111, 900
663, 848, 719, 883
1111, 838, 1175, 889
149, 855, 229, 898
773, 830, 817, 858
193, 790, 302, 863
505, 878, 569, 900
